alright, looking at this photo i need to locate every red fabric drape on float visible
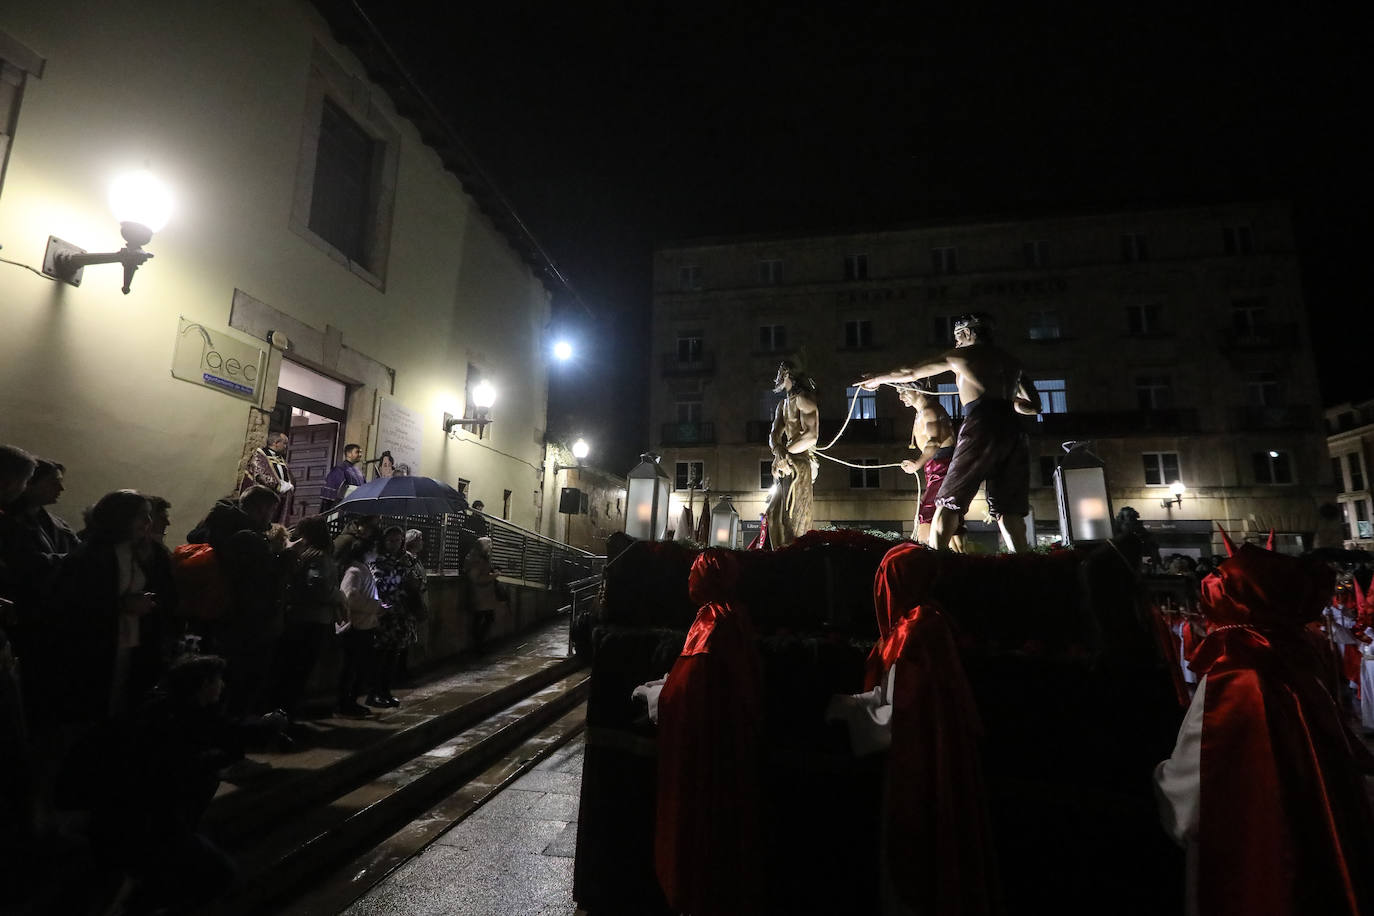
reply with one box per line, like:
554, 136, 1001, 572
1190, 545, 1374, 916
654, 550, 764, 916
871, 543, 999, 916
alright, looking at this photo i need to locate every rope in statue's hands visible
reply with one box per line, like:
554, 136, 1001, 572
812, 382, 923, 469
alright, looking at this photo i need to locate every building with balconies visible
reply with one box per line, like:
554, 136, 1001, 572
1325, 399, 1374, 550
649, 202, 1340, 555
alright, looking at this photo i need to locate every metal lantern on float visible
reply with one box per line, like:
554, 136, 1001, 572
1054, 442, 1113, 544
709, 495, 740, 548
625, 452, 671, 541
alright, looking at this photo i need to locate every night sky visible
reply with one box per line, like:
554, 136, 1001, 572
353, 2, 1372, 471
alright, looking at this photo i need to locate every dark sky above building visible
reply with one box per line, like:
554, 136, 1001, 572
352, 1, 1372, 471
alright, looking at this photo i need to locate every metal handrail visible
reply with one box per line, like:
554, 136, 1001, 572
327, 508, 604, 591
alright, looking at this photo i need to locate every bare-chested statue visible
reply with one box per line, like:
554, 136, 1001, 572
766, 361, 819, 548
897, 385, 962, 550
857, 314, 1040, 552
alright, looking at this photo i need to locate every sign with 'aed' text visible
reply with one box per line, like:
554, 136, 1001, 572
171, 318, 265, 402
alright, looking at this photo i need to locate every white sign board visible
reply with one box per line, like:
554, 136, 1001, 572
171, 318, 265, 402
376, 397, 423, 477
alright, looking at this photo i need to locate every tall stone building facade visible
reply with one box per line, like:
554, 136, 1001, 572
1326, 400, 1374, 550
649, 202, 1338, 555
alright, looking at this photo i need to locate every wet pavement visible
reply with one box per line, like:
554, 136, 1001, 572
339, 735, 586, 916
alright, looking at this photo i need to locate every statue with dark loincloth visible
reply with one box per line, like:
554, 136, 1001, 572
857, 314, 1040, 552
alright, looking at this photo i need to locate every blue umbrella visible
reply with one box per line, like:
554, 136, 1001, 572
334, 475, 467, 517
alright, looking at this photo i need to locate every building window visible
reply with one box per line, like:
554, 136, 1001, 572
758, 324, 786, 352
1333, 456, 1346, 492
1121, 233, 1148, 262
931, 247, 959, 275
1357, 500, 1373, 539
675, 460, 705, 490
1038, 456, 1057, 487
845, 386, 879, 420
1349, 453, 1366, 491
291, 48, 400, 284
931, 315, 956, 346
1142, 452, 1182, 487
678, 264, 700, 290
1252, 450, 1293, 485
1023, 240, 1048, 268
844, 319, 874, 349
1244, 370, 1280, 407
759, 460, 775, 490
844, 253, 869, 281
1034, 379, 1067, 419
676, 332, 703, 363
308, 98, 384, 269
1027, 309, 1061, 340
937, 382, 963, 419
850, 458, 880, 489
758, 258, 783, 285
1135, 374, 1173, 410
0, 33, 44, 199
675, 400, 702, 424
1231, 298, 1267, 336
1222, 225, 1253, 255
1126, 303, 1163, 335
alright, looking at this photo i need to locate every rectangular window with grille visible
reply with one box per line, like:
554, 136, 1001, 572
844, 319, 873, 349
1023, 240, 1049, 268
1142, 452, 1182, 487
675, 461, 705, 490
845, 386, 879, 420
1252, 450, 1293, 485
1034, 379, 1067, 419
931, 247, 958, 275
1027, 310, 1061, 340
850, 458, 880, 489
758, 324, 786, 351
760, 460, 774, 490
844, 253, 869, 281
1135, 374, 1173, 410
1126, 303, 1162, 335
678, 264, 700, 289
1222, 225, 1253, 255
676, 332, 703, 363
1121, 233, 1148, 262
758, 258, 783, 284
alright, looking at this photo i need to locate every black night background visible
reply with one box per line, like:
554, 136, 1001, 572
352, 1, 1372, 473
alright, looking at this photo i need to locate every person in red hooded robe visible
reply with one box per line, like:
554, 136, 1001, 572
1154, 543, 1374, 916
653, 549, 763, 916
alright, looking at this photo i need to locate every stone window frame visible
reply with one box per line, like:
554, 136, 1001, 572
289, 43, 400, 289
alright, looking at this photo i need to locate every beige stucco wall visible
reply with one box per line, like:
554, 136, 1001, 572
0, 1, 551, 537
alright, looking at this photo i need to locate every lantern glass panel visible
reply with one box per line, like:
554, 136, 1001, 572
1056, 466, 1112, 542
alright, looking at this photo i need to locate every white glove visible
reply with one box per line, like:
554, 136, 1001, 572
278, 480, 295, 494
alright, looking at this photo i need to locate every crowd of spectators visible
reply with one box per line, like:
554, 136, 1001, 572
0, 442, 476, 913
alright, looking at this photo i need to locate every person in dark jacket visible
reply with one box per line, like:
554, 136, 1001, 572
54, 489, 155, 724
128, 495, 179, 704
187, 487, 282, 715
89, 654, 285, 915
269, 515, 344, 720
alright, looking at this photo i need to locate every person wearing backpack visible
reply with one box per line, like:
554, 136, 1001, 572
269, 516, 344, 722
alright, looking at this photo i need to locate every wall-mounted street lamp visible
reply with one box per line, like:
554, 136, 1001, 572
625, 452, 671, 541
1160, 480, 1186, 509
709, 495, 740, 548
443, 380, 498, 437
1054, 440, 1113, 545
42, 170, 173, 294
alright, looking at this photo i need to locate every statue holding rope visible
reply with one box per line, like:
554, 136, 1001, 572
766, 360, 819, 548
855, 313, 1040, 553
897, 385, 964, 550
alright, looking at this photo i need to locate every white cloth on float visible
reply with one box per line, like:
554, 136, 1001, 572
1361, 643, 1374, 732
824, 664, 897, 756
631, 676, 668, 725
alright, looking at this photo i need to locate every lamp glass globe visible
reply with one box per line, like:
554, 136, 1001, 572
571, 438, 590, 459
109, 170, 173, 232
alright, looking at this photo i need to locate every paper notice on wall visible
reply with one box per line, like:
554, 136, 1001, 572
171, 318, 265, 402
376, 398, 423, 477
